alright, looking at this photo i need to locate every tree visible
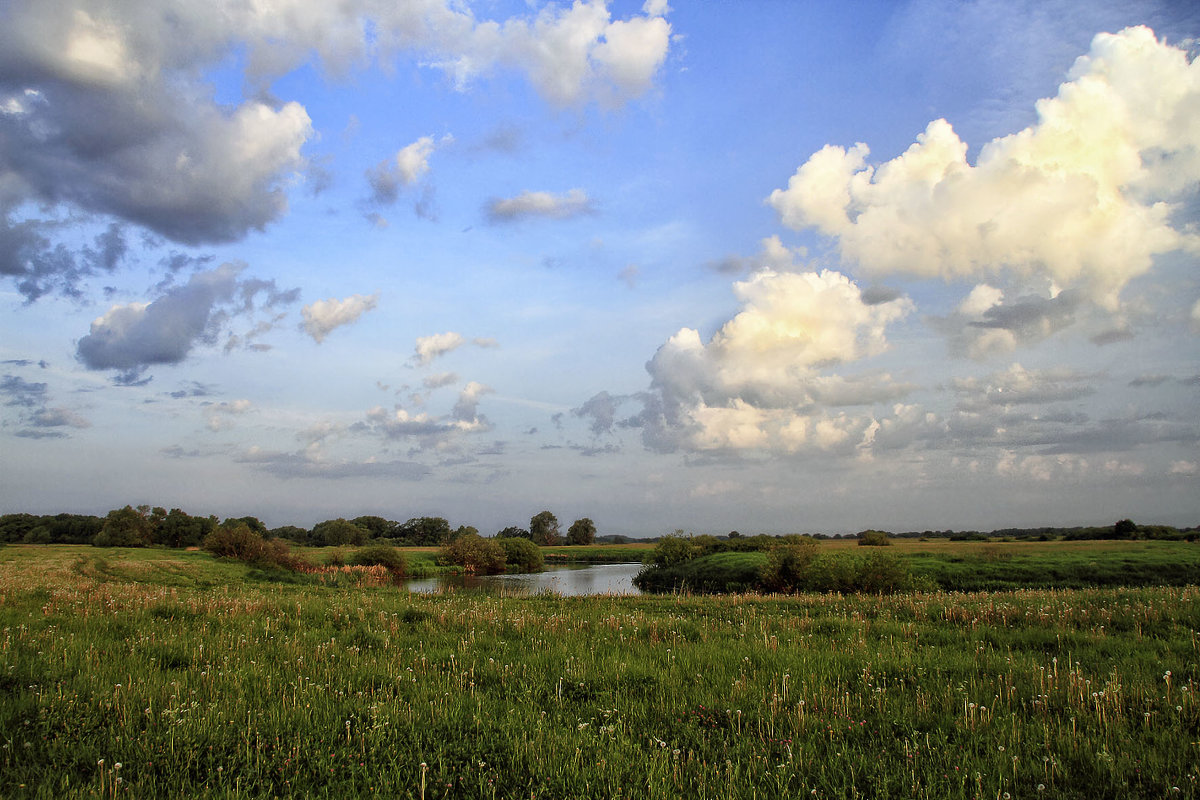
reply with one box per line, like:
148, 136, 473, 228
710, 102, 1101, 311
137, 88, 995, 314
352, 516, 398, 539
856, 530, 892, 547
311, 518, 368, 547
758, 539, 819, 593
566, 518, 596, 546
529, 511, 561, 546
496, 526, 531, 539
155, 509, 216, 548
1114, 519, 1138, 539
397, 517, 452, 546
93, 506, 154, 547
222, 516, 268, 536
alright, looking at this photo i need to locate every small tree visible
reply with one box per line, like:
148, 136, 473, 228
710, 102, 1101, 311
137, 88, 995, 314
648, 535, 697, 568
529, 511, 561, 546
566, 518, 596, 546
311, 518, 368, 547
350, 545, 407, 577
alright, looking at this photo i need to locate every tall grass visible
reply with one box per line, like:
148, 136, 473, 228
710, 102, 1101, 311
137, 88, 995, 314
0, 545, 1197, 798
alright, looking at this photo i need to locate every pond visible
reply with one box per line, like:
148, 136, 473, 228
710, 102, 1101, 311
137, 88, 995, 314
406, 562, 644, 597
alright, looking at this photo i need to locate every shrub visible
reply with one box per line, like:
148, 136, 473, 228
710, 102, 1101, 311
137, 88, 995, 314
497, 537, 544, 573
350, 545, 407, 576
648, 535, 698, 568
439, 533, 506, 575
202, 524, 303, 571
758, 540, 819, 593
857, 530, 892, 547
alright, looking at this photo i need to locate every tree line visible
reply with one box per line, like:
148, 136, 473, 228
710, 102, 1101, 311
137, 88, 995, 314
0, 507, 599, 548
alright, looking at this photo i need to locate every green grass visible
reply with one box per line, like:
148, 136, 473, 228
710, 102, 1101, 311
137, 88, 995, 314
0, 545, 1198, 799
541, 544, 654, 563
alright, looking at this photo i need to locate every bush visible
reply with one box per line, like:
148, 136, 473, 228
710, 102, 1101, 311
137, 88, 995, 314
350, 545, 407, 576
202, 524, 303, 571
497, 537, 544, 573
647, 535, 698, 568
758, 540, 819, 593
439, 533, 506, 575
857, 530, 892, 547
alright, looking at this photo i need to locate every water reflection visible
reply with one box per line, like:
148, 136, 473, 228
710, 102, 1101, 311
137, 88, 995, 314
406, 563, 643, 597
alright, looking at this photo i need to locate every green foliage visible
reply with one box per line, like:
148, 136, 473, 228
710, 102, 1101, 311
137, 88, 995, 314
439, 533, 506, 574
857, 529, 892, 546
349, 545, 407, 576
93, 505, 154, 547
269, 525, 310, 543
529, 511, 561, 546
565, 517, 596, 546
758, 540, 820, 592
634, 551, 767, 593
202, 524, 302, 571
310, 518, 368, 547
496, 526, 531, 539
497, 536, 544, 573
397, 516, 452, 546
647, 534, 698, 568
154, 508, 216, 548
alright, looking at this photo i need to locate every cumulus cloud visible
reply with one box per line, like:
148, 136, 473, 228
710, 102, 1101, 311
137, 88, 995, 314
485, 189, 594, 223
1, 0, 671, 296
75, 263, 298, 382
768, 27, 1200, 307
634, 269, 913, 454
301, 293, 379, 343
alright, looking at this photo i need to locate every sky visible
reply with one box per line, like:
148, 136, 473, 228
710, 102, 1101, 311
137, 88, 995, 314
1, 0, 1199, 536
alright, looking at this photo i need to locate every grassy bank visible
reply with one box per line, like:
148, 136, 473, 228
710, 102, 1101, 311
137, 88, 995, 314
1, 545, 1198, 798
634, 539, 1200, 594
542, 544, 654, 564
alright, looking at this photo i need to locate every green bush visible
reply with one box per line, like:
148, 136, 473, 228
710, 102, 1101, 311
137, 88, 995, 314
350, 545, 407, 576
647, 535, 699, 568
439, 533, 506, 575
856, 530, 892, 547
758, 540, 819, 593
497, 537, 544, 573
202, 524, 303, 571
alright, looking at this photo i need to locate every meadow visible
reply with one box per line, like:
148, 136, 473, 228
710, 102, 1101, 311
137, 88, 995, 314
1, 544, 1198, 798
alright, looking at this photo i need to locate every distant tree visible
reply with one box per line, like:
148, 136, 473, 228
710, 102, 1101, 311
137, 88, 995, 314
223, 516, 268, 536
451, 525, 480, 541
566, 518, 597, 546
352, 516, 397, 539
311, 518, 368, 547
397, 517, 453, 546
269, 525, 310, 544
94, 506, 154, 547
439, 533, 506, 574
155, 509, 217, 548
497, 537, 544, 572
1114, 519, 1138, 539
728, 531, 742, 539
496, 526, 531, 539
203, 523, 301, 570
530, 511, 561, 546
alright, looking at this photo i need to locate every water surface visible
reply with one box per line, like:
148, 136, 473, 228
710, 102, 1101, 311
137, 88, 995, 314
406, 562, 642, 597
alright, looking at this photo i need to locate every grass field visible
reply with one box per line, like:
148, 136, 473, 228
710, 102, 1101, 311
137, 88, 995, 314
1, 544, 1198, 798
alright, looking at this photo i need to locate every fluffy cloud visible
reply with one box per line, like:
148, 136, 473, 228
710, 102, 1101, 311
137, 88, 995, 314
366, 135, 451, 205
410, 332, 496, 366
203, 399, 253, 432
486, 189, 593, 223
76, 263, 298, 382
1, 0, 671, 296
768, 27, 1200, 307
952, 364, 1097, 410
636, 269, 913, 454
301, 293, 380, 343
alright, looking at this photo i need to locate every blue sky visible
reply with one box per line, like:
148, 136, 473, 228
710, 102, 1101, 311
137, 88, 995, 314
2, 0, 1198, 535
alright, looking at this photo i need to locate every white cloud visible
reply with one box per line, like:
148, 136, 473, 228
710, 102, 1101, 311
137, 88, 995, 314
203, 399, 252, 432
638, 269, 913, 454
366, 135, 451, 205
486, 189, 593, 222
301, 293, 379, 343
1169, 460, 1197, 476
412, 332, 466, 366
768, 26, 1200, 307
952, 363, 1097, 409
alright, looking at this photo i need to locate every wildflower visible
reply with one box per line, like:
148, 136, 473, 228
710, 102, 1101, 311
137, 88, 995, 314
1038, 784, 1045, 792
